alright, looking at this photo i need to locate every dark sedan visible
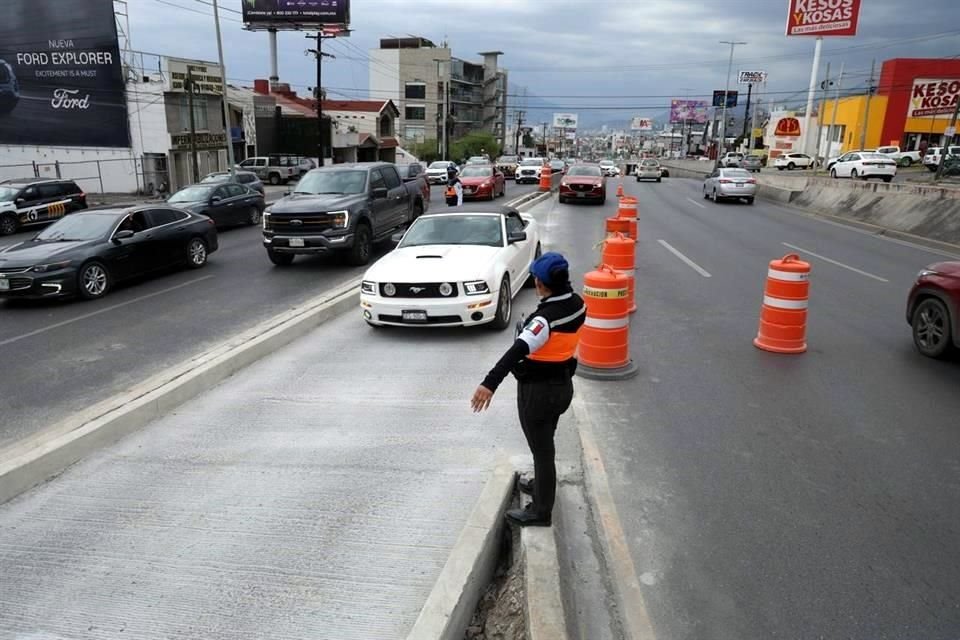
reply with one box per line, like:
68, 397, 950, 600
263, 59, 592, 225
201, 170, 265, 195
168, 183, 265, 227
0, 205, 218, 300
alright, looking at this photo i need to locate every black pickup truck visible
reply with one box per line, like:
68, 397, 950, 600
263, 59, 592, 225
262, 162, 428, 266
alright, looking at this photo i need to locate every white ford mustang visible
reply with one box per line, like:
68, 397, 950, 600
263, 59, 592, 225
360, 209, 541, 329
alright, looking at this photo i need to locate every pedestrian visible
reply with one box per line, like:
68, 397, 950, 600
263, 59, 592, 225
470, 252, 586, 527
445, 166, 463, 206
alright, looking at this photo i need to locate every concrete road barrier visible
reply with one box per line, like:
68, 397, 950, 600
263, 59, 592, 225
523, 526, 569, 640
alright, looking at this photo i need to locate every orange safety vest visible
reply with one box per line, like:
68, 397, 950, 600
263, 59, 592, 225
527, 330, 580, 363
445, 185, 457, 198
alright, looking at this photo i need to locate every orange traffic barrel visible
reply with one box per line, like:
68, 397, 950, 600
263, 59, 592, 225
606, 216, 637, 240
577, 265, 638, 380
617, 195, 638, 220
601, 233, 637, 314
754, 254, 811, 354
539, 164, 552, 192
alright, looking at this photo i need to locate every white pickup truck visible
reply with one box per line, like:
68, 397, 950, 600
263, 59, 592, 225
872, 145, 923, 167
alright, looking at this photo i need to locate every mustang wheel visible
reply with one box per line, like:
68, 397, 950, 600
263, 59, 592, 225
490, 276, 512, 330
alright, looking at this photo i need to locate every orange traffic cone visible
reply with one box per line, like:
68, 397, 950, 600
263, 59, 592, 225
754, 254, 811, 354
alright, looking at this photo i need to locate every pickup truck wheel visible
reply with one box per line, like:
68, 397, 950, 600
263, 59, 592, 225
900, 157, 912, 167
267, 249, 294, 266
489, 276, 512, 331
268, 173, 281, 186
347, 223, 372, 266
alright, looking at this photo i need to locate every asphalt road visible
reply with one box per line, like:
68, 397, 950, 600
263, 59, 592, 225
544, 177, 960, 638
0, 180, 539, 450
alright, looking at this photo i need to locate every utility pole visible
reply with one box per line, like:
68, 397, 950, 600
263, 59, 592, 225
717, 40, 747, 168
827, 63, 845, 161
934, 96, 960, 182
812, 61, 830, 175
513, 110, 525, 155
211, 0, 235, 175
434, 59, 450, 160
307, 32, 337, 166
186, 69, 200, 184
541, 122, 548, 155
859, 59, 876, 151
741, 82, 753, 146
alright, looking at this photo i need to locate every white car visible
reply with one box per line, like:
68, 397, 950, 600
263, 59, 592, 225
923, 146, 960, 172
720, 152, 744, 168
426, 161, 458, 185
516, 158, 546, 184
360, 209, 541, 329
829, 151, 897, 182
774, 153, 816, 170
599, 160, 620, 177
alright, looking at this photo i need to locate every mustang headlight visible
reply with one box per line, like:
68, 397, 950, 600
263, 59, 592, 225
439, 282, 454, 297
383, 283, 397, 297
31, 260, 72, 273
361, 280, 377, 295
464, 280, 490, 295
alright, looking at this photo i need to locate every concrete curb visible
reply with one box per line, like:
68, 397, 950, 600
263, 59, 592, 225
0, 278, 362, 505
522, 525, 569, 640
406, 464, 516, 640
510, 189, 555, 210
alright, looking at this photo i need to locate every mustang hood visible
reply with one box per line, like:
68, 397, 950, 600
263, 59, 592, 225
366, 245, 503, 283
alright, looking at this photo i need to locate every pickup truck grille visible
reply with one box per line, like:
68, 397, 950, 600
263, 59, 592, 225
380, 282, 460, 298
265, 216, 337, 234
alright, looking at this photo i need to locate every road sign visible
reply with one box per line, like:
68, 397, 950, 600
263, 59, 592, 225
738, 70, 767, 85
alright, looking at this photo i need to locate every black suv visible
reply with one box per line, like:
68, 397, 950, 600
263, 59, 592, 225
0, 178, 88, 235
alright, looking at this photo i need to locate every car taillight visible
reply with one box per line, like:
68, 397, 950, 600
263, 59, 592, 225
719, 179, 732, 183
747, 179, 756, 184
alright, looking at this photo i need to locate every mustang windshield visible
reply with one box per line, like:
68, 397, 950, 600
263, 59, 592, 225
400, 215, 503, 248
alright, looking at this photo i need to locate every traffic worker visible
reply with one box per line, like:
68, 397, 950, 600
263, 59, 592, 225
470, 252, 586, 527
445, 165, 463, 206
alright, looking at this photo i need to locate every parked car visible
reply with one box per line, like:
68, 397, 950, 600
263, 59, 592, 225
168, 183, 265, 227
774, 153, 816, 170
702, 168, 757, 204
495, 155, 519, 179
201, 170, 264, 195
465, 155, 491, 165
720, 152, 745, 168
742, 155, 763, 172
829, 152, 897, 182
906, 261, 960, 358
0, 58, 19, 115
268, 154, 315, 176
236, 156, 300, 185
262, 162, 428, 267
559, 164, 606, 204
426, 161, 458, 185
873, 145, 923, 167
599, 160, 620, 177
0, 178, 88, 236
360, 208, 540, 330
459, 165, 506, 200
635, 159, 662, 182
397, 163, 431, 204
923, 146, 960, 172
516, 158, 547, 184
0, 205, 217, 300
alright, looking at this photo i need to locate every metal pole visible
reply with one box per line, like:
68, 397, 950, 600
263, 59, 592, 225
317, 35, 324, 166
717, 40, 746, 168
859, 59, 876, 151
187, 69, 200, 183
827, 63, 844, 160
741, 82, 753, 145
268, 29, 279, 86
812, 61, 830, 174
97, 160, 104, 194
802, 36, 823, 156
934, 96, 960, 182
212, 0, 236, 176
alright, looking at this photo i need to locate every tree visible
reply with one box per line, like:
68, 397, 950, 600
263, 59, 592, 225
449, 132, 501, 164
410, 139, 440, 164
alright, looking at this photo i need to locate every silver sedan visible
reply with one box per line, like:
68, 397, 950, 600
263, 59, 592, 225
702, 168, 757, 205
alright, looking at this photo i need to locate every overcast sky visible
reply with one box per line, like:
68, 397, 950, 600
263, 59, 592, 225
130, 0, 959, 126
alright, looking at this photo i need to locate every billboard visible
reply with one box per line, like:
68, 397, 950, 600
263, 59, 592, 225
774, 117, 802, 137
552, 112, 578, 129
669, 99, 708, 124
166, 58, 225, 95
907, 78, 960, 119
0, 0, 129, 147
631, 117, 653, 131
712, 90, 739, 108
786, 0, 861, 37
242, 0, 351, 29
738, 70, 767, 85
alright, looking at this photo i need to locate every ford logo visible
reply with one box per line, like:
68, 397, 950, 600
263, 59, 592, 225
290, 219, 303, 226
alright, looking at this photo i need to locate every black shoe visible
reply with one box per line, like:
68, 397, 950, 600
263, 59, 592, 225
518, 476, 534, 495
505, 506, 551, 527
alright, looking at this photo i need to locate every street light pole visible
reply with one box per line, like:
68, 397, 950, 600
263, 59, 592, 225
934, 95, 960, 182
717, 40, 746, 168
211, 0, 235, 176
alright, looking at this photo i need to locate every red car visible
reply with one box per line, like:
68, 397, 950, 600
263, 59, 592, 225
558, 164, 607, 205
459, 165, 506, 200
907, 261, 960, 358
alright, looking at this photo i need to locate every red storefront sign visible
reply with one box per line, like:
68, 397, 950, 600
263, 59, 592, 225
775, 118, 802, 137
786, 0, 861, 37
908, 79, 960, 118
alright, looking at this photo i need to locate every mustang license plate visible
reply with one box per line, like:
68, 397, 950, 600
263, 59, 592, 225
288, 238, 305, 247
0, 278, 8, 291
402, 310, 428, 322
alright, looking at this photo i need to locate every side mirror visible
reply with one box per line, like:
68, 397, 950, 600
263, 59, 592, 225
372, 187, 389, 199
704, 174, 712, 179
210, 196, 221, 204
390, 231, 405, 244
15, 198, 25, 206
507, 231, 527, 244
113, 229, 135, 242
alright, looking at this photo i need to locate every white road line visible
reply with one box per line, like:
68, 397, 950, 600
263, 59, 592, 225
684, 197, 706, 209
658, 239, 712, 277
781, 242, 889, 283
0, 275, 215, 348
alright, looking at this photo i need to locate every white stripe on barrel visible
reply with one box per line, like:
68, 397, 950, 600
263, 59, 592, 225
585, 315, 630, 329
768, 268, 809, 282
763, 295, 808, 310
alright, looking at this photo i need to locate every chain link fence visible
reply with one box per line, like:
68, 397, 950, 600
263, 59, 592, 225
0, 156, 170, 196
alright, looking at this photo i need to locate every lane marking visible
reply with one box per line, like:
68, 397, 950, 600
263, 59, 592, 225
684, 197, 706, 209
657, 239, 712, 277
0, 276, 215, 348
781, 242, 889, 283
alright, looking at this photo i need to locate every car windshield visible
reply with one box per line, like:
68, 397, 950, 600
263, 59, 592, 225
35, 213, 119, 241
744, 156, 760, 162
567, 166, 601, 177
295, 170, 367, 195
460, 167, 493, 177
429, 162, 451, 169
498, 156, 518, 163
642, 161, 659, 167
599, 160, 614, 167
722, 169, 752, 178
169, 186, 215, 202
467, 157, 487, 164
520, 159, 543, 166
399, 215, 503, 248
0, 186, 20, 201
200, 174, 229, 183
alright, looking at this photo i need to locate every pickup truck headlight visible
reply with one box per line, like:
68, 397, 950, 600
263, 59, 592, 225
464, 280, 490, 295
361, 280, 377, 295
31, 260, 72, 273
329, 210, 349, 229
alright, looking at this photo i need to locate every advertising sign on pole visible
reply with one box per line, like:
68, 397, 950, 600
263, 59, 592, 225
738, 70, 767, 85
907, 79, 960, 119
786, 0, 861, 37
712, 90, 739, 108
0, 0, 130, 147
775, 117, 802, 137
166, 59, 225, 95
242, 0, 351, 30
669, 99, 708, 124
631, 117, 653, 131
552, 112, 578, 129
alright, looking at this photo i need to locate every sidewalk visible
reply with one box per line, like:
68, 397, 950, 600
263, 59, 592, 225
0, 306, 534, 638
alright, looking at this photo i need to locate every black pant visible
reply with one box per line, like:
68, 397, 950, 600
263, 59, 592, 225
517, 377, 574, 517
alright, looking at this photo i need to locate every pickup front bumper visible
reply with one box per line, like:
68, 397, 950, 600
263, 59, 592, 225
263, 231, 355, 253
